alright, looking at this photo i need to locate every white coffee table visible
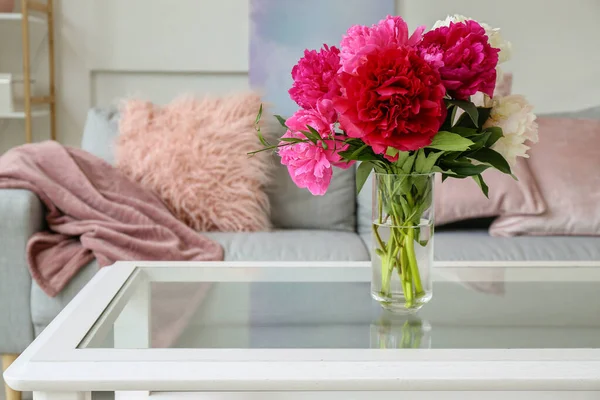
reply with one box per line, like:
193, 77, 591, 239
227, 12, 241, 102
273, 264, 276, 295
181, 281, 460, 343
5, 261, 600, 399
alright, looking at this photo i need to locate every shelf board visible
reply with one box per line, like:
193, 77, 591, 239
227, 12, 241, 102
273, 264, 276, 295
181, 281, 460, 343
0, 108, 49, 119
0, 13, 46, 24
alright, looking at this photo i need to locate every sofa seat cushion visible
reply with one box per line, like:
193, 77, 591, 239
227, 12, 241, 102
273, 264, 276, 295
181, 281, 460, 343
205, 230, 369, 261
360, 230, 600, 261
434, 230, 600, 261
31, 230, 369, 332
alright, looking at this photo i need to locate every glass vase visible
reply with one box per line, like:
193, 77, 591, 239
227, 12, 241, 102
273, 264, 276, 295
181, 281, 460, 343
371, 173, 434, 313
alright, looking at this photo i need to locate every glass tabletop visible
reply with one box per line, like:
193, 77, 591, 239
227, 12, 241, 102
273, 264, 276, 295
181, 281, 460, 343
79, 264, 600, 350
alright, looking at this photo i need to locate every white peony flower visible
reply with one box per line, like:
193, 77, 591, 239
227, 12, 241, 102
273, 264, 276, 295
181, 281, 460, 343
432, 14, 512, 63
483, 95, 538, 166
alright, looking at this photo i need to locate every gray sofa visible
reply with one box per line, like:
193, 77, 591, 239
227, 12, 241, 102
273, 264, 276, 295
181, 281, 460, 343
2, 107, 600, 356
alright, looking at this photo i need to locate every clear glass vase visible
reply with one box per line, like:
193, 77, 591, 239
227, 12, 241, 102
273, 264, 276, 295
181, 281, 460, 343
371, 173, 434, 313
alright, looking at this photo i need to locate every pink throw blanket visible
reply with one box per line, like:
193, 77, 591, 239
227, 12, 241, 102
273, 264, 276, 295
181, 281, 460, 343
0, 141, 224, 297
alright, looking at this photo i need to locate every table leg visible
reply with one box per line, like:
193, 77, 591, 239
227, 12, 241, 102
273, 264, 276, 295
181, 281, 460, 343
2, 354, 21, 400
33, 392, 91, 400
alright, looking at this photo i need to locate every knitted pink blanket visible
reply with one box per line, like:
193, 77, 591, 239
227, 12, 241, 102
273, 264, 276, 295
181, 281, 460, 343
0, 141, 223, 296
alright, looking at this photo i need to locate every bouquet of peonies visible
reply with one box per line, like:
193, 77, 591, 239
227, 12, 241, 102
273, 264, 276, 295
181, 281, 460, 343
252, 14, 538, 311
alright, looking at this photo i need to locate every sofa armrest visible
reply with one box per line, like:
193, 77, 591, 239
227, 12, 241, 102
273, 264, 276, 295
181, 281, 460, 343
0, 189, 45, 353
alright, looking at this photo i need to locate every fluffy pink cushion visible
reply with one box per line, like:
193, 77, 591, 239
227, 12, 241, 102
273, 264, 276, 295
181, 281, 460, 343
435, 158, 546, 225
491, 117, 600, 236
115, 93, 271, 232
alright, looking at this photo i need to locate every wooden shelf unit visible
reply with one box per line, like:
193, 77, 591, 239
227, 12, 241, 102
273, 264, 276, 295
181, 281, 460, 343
18, 0, 56, 143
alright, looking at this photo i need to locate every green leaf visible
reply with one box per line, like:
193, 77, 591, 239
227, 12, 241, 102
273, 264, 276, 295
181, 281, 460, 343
356, 161, 374, 194
432, 166, 457, 175
465, 131, 492, 152
401, 153, 416, 173
415, 149, 427, 173
484, 126, 504, 147
394, 151, 410, 167
279, 137, 305, 144
386, 147, 399, 158
349, 143, 368, 159
472, 174, 489, 198
300, 126, 321, 144
307, 125, 322, 138
440, 159, 490, 176
468, 148, 511, 174
427, 131, 474, 151
255, 104, 263, 125
450, 126, 480, 137
339, 149, 380, 161
274, 114, 288, 129
422, 151, 444, 173
446, 99, 479, 127
477, 107, 492, 128
415, 150, 443, 174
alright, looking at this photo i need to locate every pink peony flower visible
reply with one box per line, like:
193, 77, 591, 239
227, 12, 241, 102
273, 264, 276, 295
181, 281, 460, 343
333, 46, 446, 156
418, 20, 500, 100
279, 106, 354, 195
289, 45, 341, 109
339, 15, 426, 73
286, 99, 337, 136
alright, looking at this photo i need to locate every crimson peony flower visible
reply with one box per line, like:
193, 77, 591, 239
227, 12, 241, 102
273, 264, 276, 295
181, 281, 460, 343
418, 20, 500, 100
289, 45, 341, 110
339, 15, 425, 74
333, 46, 446, 156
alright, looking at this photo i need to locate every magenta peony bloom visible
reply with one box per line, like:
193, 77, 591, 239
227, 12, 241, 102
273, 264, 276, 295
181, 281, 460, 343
333, 46, 446, 156
289, 45, 341, 110
339, 15, 425, 73
418, 20, 500, 100
279, 106, 353, 195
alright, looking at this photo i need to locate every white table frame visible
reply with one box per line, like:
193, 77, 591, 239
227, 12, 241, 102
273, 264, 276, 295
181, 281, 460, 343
5, 261, 600, 399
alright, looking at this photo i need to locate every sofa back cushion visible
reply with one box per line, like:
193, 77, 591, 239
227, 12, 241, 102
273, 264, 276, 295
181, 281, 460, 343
264, 121, 356, 232
81, 107, 120, 164
268, 155, 356, 231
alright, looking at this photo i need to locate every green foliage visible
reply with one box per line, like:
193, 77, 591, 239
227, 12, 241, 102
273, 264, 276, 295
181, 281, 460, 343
484, 126, 503, 147
274, 114, 288, 129
356, 161, 374, 194
446, 99, 479, 126
400, 153, 417, 173
339, 139, 382, 162
414, 149, 444, 174
472, 174, 490, 198
279, 137, 305, 144
255, 104, 263, 125
477, 107, 492, 128
300, 125, 321, 144
427, 131, 474, 151
467, 147, 511, 174
254, 104, 271, 148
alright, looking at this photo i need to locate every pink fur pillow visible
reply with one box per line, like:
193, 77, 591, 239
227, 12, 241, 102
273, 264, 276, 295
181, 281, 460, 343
115, 93, 271, 232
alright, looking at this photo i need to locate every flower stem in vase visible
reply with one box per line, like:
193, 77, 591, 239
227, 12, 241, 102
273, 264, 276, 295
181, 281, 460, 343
405, 228, 425, 297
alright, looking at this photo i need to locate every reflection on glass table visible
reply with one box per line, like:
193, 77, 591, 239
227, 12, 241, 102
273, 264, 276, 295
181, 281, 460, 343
81, 269, 600, 351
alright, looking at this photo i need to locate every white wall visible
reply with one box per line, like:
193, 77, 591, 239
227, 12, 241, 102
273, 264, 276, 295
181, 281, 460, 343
0, 0, 598, 153
400, 0, 600, 114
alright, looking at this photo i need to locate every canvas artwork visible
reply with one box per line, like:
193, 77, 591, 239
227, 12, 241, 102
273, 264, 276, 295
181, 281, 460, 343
249, 0, 396, 117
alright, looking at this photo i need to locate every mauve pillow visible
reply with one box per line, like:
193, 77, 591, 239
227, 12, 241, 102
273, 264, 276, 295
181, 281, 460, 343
491, 117, 600, 236
435, 158, 546, 226
115, 93, 272, 232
